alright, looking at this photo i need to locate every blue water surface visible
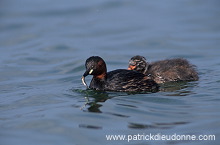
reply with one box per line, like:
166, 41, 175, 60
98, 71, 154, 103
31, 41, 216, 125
0, 0, 220, 145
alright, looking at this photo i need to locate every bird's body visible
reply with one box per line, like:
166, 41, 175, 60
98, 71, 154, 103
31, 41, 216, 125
82, 56, 159, 92
128, 56, 199, 84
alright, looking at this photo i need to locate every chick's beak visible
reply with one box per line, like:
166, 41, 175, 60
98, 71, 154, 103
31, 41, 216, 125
128, 65, 136, 70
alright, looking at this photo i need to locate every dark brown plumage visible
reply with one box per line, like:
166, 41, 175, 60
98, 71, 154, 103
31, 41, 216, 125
128, 55, 199, 84
82, 56, 159, 92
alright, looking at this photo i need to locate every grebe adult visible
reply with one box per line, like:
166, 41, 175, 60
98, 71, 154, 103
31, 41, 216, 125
82, 56, 159, 92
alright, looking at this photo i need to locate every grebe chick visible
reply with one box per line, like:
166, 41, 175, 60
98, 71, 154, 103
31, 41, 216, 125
128, 55, 199, 84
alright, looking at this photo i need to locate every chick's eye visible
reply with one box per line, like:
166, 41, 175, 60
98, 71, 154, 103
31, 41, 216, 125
129, 61, 136, 66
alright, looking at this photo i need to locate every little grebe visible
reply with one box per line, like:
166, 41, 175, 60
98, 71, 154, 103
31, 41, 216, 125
82, 56, 159, 92
128, 55, 199, 84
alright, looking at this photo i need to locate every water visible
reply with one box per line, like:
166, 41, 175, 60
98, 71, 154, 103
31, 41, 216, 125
0, 0, 220, 145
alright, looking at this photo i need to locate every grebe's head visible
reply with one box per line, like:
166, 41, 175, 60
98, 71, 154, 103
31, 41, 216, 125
128, 55, 148, 74
82, 56, 107, 87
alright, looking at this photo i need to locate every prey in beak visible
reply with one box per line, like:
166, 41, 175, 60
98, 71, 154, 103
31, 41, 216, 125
81, 69, 94, 88
81, 76, 88, 88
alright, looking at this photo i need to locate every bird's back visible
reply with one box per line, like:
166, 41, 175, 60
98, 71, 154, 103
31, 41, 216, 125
105, 69, 159, 92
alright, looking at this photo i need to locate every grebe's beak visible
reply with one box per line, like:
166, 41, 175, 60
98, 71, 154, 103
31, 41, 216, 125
81, 68, 94, 88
